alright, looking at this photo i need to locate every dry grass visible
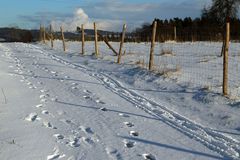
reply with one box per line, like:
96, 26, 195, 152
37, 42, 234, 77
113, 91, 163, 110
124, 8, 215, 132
198, 58, 209, 63
201, 85, 211, 91
159, 49, 174, 56
126, 52, 137, 55
152, 65, 181, 78
135, 59, 146, 68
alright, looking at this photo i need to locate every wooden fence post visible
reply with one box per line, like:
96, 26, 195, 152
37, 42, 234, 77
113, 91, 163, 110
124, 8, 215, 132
50, 24, 54, 48
39, 25, 43, 42
223, 21, 230, 96
149, 21, 157, 70
94, 22, 99, 57
43, 25, 46, 44
81, 24, 85, 55
60, 26, 66, 52
117, 24, 127, 64
174, 26, 177, 41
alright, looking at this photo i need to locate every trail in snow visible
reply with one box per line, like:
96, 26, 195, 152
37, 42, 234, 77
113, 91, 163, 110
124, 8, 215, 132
0, 43, 129, 159
25, 44, 240, 160
1, 42, 239, 160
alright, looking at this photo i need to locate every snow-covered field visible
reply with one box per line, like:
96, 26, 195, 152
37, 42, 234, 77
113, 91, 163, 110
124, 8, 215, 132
52, 40, 240, 98
0, 41, 239, 160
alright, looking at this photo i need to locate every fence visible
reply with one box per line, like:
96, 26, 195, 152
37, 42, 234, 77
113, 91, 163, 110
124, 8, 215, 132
39, 21, 240, 99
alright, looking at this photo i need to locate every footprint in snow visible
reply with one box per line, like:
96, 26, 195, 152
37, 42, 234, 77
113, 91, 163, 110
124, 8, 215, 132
142, 153, 156, 160
69, 137, 81, 147
65, 119, 73, 124
47, 147, 65, 160
99, 107, 108, 111
123, 140, 135, 148
118, 113, 129, 118
41, 110, 49, 115
27, 82, 32, 86
83, 89, 91, 94
43, 121, 57, 129
129, 131, 139, 137
95, 99, 105, 104
51, 97, 58, 102
38, 81, 43, 85
25, 113, 39, 122
106, 147, 118, 155
32, 75, 38, 79
27, 70, 33, 73
40, 89, 49, 93
71, 86, 78, 90
105, 147, 122, 160
51, 71, 57, 74
45, 69, 50, 72
83, 95, 91, 100
29, 86, 37, 89
81, 137, 94, 146
124, 122, 134, 127
40, 99, 47, 103
60, 119, 75, 126
53, 134, 64, 140
79, 126, 94, 134
71, 82, 78, 86
40, 94, 50, 99
40, 94, 49, 103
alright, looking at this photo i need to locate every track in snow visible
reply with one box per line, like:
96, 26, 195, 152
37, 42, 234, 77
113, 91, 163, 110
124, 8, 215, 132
11, 44, 240, 159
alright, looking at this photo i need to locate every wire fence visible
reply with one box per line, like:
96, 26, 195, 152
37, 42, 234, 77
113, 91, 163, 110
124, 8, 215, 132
42, 22, 240, 99
119, 42, 240, 99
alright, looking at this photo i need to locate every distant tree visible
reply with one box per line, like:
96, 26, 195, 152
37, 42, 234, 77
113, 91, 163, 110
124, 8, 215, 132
209, 0, 240, 24
202, 0, 240, 56
76, 26, 81, 32
130, 15, 240, 42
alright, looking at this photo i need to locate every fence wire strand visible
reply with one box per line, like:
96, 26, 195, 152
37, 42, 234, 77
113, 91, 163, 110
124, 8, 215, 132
44, 22, 240, 99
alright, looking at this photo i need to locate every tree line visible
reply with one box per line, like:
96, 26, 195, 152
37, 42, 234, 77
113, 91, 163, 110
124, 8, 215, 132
129, 17, 240, 42
128, 0, 240, 42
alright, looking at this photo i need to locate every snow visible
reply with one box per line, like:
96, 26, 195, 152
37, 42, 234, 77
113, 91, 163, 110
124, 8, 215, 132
0, 41, 239, 160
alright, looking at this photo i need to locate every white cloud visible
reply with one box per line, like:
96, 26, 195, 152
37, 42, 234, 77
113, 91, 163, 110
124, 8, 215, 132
50, 8, 125, 32
95, 2, 157, 13
51, 8, 88, 31
19, 0, 212, 31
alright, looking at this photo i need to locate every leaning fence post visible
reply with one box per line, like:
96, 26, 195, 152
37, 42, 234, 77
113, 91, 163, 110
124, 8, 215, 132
117, 24, 127, 64
149, 21, 157, 70
98, 32, 118, 56
60, 26, 66, 52
94, 22, 99, 57
81, 24, 85, 55
50, 24, 54, 48
223, 21, 230, 96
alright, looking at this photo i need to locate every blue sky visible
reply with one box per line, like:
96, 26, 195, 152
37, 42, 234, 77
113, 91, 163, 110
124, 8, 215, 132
0, 0, 211, 31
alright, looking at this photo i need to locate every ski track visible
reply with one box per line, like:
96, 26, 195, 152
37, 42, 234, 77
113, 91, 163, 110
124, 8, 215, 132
2, 43, 240, 159
30, 44, 240, 160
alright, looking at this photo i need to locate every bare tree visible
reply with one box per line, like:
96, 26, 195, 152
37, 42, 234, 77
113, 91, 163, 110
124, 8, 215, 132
210, 0, 240, 23
203, 0, 240, 56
